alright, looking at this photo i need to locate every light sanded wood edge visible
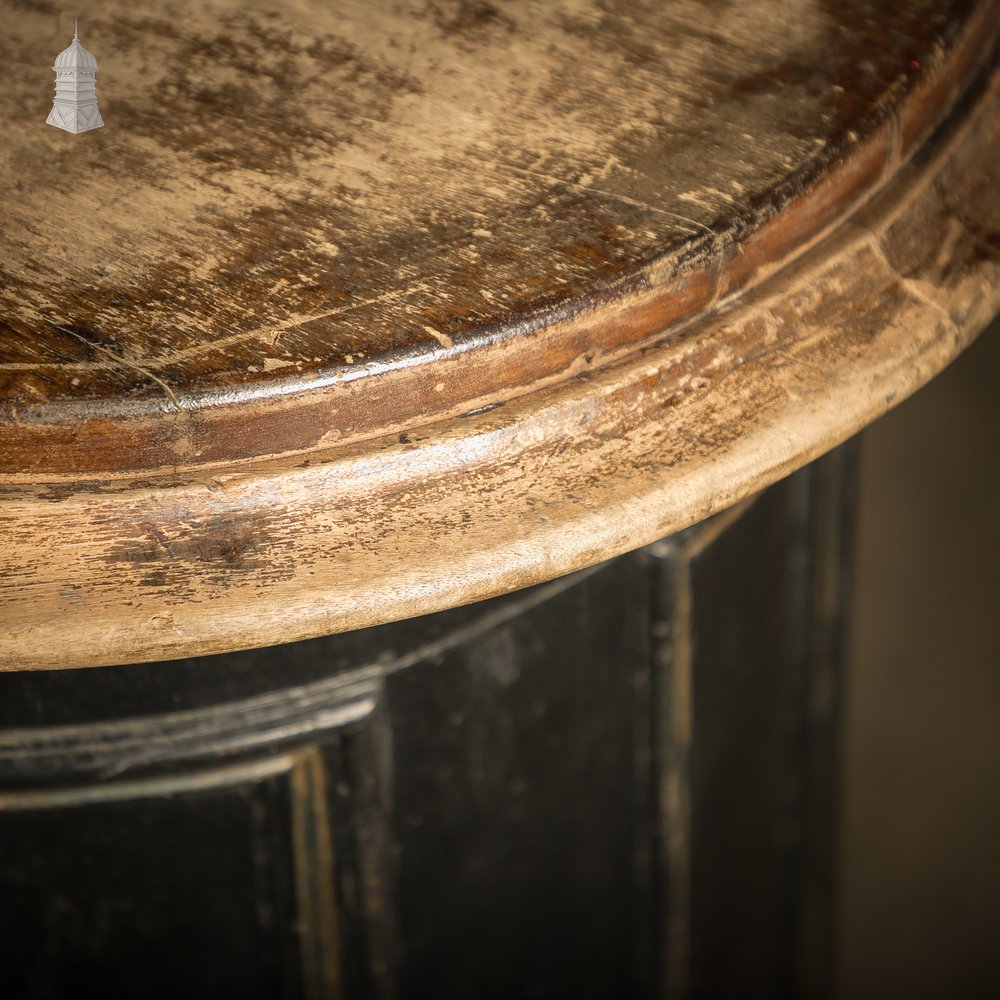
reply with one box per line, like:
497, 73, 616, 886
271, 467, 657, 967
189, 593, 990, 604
1, 64, 998, 671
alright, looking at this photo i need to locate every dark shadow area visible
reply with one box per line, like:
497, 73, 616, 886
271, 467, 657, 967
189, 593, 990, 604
842, 318, 1000, 997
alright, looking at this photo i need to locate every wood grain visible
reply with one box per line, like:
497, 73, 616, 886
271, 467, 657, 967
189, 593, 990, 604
1, 1, 998, 667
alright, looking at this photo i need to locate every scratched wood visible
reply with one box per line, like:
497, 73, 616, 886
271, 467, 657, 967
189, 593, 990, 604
0, 0, 998, 668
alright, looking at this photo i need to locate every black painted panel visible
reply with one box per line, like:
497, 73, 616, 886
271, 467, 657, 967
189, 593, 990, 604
387, 555, 653, 998
688, 486, 793, 995
0, 772, 301, 1000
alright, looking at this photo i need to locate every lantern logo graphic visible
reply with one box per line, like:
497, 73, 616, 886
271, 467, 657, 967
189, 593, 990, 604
47, 19, 105, 134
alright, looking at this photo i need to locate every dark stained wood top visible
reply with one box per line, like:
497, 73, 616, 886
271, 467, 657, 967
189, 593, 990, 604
1, 0, 995, 474
1, 0, 999, 668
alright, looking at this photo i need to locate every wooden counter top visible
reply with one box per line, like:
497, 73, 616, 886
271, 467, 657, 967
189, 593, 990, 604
2, 0, 998, 668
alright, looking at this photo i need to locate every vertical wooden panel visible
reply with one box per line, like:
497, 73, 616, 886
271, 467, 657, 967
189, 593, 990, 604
0, 760, 304, 1000
677, 446, 853, 999
0, 672, 393, 999
321, 697, 396, 1000
385, 558, 653, 999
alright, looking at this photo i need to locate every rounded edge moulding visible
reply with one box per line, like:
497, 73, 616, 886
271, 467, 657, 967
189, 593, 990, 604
2, 11, 1000, 669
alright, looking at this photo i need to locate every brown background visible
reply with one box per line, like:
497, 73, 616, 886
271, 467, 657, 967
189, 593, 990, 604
842, 319, 1000, 996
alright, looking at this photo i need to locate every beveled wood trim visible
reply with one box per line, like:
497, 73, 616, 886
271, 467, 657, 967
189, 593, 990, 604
0, 754, 296, 810
1, 57, 997, 670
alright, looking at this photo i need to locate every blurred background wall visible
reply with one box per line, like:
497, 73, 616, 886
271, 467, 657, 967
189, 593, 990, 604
840, 318, 1000, 997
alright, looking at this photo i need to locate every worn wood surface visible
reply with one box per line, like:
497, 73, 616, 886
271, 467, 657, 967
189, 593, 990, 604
1, 1, 998, 667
